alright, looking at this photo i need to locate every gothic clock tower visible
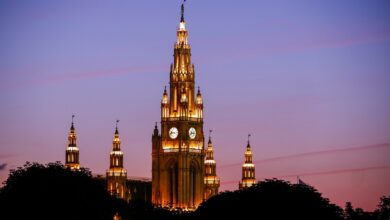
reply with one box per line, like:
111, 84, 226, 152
152, 3, 205, 209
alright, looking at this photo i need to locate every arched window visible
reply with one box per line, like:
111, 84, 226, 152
190, 161, 199, 207
167, 161, 178, 207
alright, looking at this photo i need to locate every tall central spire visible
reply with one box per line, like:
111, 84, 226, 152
152, 2, 206, 209
162, 1, 199, 119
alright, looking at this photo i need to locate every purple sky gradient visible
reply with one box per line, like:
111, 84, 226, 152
1, 0, 390, 211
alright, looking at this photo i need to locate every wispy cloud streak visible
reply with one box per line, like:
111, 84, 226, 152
220, 165, 390, 186
219, 143, 390, 170
1, 65, 166, 91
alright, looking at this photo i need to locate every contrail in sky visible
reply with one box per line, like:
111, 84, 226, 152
219, 143, 390, 170
220, 164, 390, 185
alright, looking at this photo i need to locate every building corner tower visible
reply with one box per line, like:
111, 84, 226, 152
239, 135, 256, 189
204, 130, 220, 199
106, 120, 128, 200
65, 115, 80, 170
152, 3, 205, 209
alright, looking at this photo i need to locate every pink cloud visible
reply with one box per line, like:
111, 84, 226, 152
1, 65, 165, 90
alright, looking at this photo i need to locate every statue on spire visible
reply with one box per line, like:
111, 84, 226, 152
71, 114, 75, 129
208, 129, 213, 143
181, 3, 185, 22
115, 119, 120, 134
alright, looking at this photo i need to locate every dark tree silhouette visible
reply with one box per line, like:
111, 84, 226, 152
0, 162, 115, 220
345, 202, 356, 219
193, 179, 344, 220
344, 196, 390, 220
1, 163, 386, 220
375, 196, 390, 220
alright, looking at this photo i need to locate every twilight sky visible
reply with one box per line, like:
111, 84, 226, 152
1, 0, 390, 211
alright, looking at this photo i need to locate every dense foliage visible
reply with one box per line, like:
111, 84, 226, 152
193, 179, 344, 220
345, 197, 390, 220
0, 162, 115, 220
1, 162, 388, 220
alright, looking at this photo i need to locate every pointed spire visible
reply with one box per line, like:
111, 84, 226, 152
208, 129, 213, 144
70, 115, 75, 130
68, 115, 77, 146
153, 122, 159, 136
112, 119, 121, 151
247, 134, 251, 148
115, 119, 119, 135
162, 86, 169, 104
196, 86, 203, 105
181, 3, 185, 22
179, 2, 186, 31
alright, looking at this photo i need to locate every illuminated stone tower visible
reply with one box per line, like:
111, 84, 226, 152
204, 130, 220, 199
152, 3, 205, 209
239, 135, 256, 189
106, 120, 127, 200
65, 115, 80, 170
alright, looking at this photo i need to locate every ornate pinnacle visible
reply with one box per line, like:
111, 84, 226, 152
208, 129, 213, 144
181, 3, 185, 22
71, 114, 75, 130
115, 119, 120, 134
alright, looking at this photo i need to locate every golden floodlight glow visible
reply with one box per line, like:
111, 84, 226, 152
110, 151, 123, 156
152, 3, 207, 209
179, 21, 186, 30
106, 123, 128, 200
204, 133, 220, 200
239, 137, 256, 190
243, 163, 255, 168
65, 116, 80, 170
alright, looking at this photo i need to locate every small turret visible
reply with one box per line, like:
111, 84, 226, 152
65, 115, 80, 170
161, 86, 169, 119
239, 134, 256, 189
204, 130, 220, 200
113, 120, 121, 151
195, 87, 203, 119
106, 120, 127, 200
196, 86, 203, 105
162, 86, 168, 104
153, 122, 159, 136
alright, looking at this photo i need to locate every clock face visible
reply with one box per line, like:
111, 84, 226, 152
169, 127, 178, 139
189, 127, 196, 139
